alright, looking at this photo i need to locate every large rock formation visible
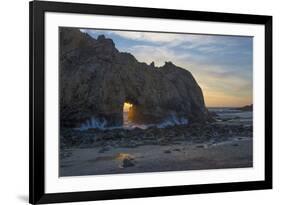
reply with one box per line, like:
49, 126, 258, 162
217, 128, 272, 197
60, 28, 209, 128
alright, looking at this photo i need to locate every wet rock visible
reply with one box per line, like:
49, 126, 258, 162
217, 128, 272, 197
123, 158, 135, 167
121, 142, 138, 148
60, 122, 253, 149
98, 146, 110, 153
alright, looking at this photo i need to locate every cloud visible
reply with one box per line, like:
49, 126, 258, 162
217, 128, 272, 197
111, 31, 183, 43
110, 30, 225, 48
82, 29, 252, 60
111, 30, 251, 51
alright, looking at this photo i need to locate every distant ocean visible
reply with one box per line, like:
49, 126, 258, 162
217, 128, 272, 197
208, 107, 253, 126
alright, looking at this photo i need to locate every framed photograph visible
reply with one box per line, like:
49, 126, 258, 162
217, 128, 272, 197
29, 0, 272, 204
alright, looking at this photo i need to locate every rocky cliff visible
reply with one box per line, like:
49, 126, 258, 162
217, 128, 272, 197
60, 28, 209, 128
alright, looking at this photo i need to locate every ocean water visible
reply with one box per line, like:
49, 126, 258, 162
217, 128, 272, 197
208, 107, 253, 126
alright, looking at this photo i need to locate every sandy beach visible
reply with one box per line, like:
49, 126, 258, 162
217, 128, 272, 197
60, 137, 252, 176
60, 108, 253, 176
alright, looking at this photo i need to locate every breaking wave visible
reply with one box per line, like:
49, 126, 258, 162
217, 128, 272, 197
78, 117, 108, 131
156, 114, 188, 128
77, 113, 188, 131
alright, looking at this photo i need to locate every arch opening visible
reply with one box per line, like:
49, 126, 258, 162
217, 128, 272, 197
123, 102, 134, 127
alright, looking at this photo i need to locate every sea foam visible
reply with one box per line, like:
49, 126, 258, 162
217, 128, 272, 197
77, 113, 188, 131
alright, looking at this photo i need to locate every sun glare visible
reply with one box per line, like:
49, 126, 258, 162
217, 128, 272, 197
123, 102, 133, 112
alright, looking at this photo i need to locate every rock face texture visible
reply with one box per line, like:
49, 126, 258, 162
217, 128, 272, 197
60, 28, 209, 128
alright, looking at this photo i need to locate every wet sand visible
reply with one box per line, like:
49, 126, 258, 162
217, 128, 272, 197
60, 137, 252, 176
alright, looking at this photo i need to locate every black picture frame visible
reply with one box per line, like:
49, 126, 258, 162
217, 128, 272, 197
29, 0, 272, 204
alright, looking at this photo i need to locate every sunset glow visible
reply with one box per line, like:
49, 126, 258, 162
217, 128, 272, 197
82, 29, 253, 107
123, 102, 133, 112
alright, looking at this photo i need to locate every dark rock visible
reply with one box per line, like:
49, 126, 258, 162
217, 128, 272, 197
237, 104, 253, 111
164, 150, 171, 154
150, 61, 155, 67
121, 142, 137, 148
98, 146, 110, 153
97, 34, 106, 41
208, 111, 218, 117
122, 158, 135, 167
59, 28, 209, 128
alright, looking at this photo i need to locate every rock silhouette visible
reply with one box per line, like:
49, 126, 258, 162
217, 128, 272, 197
60, 28, 209, 128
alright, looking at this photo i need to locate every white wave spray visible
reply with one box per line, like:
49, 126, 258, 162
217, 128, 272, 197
77, 113, 188, 131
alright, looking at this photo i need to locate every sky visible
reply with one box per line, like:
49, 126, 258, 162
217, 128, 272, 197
80, 28, 253, 107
